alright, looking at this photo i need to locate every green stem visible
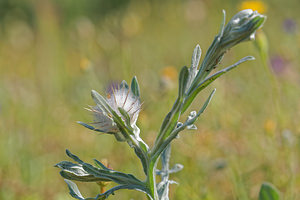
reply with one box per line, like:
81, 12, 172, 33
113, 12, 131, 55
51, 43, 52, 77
146, 158, 159, 200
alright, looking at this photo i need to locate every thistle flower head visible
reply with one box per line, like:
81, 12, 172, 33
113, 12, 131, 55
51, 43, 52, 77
88, 82, 141, 134
106, 84, 141, 126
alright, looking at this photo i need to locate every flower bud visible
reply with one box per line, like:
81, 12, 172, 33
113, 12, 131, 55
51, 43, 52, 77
194, 9, 266, 82
221, 9, 266, 49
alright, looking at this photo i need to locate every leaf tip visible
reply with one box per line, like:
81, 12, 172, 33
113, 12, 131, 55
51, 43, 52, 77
76, 121, 83, 125
248, 56, 256, 61
65, 149, 71, 156
91, 89, 97, 97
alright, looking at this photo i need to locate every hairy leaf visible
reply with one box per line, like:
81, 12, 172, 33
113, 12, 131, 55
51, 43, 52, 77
131, 76, 140, 97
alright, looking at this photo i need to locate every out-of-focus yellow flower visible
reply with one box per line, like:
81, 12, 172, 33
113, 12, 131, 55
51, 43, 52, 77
264, 119, 276, 135
239, 1, 267, 13
161, 66, 178, 81
160, 66, 178, 90
80, 57, 91, 71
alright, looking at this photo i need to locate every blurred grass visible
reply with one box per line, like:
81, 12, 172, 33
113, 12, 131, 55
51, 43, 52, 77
0, 0, 300, 199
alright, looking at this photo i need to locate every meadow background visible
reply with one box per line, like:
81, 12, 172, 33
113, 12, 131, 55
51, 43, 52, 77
0, 0, 300, 199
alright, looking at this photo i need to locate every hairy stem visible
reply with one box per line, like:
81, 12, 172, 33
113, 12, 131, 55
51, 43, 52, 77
146, 158, 159, 200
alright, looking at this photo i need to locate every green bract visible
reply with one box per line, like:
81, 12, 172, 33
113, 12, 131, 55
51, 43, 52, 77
56, 9, 267, 200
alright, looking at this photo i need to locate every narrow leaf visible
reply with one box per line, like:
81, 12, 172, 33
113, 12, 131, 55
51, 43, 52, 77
64, 179, 84, 200
178, 66, 189, 98
81, 162, 143, 186
186, 45, 202, 91
131, 76, 140, 97
118, 107, 131, 125
120, 80, 129, 89
91, 90, 114, 116
77, 121, 109, 133
191, 44, 201, 70
60, 170, 111, 182
66, 149, 85, 165
93, 159, 110, 170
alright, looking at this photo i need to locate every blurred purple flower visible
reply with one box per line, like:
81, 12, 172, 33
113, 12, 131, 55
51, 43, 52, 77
283, 18, 297, 34
270, 55, 286, 75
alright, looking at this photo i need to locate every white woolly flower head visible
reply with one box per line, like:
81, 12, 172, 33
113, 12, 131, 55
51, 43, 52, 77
106, 86, 141, 125
87, 81, 141, 134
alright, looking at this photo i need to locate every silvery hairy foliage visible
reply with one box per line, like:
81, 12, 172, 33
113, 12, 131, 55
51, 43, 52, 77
55, 10, 266, 200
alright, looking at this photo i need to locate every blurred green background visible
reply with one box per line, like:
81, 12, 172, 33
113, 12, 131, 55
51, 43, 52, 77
0, 0, 299, 199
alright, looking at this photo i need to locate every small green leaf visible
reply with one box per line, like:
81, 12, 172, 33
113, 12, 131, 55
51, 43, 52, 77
64, 179, 85, 200
118, 107, 131, 125
259, 182, 280, 200
66, 149, 85, 164
120, 80, 129, 89
186, 45, 202, 91
77, 121, 110, 133
191, 44, 201, 71
178, 66, 189, 98
131, 76, 140, 97
93, 159, 110, 170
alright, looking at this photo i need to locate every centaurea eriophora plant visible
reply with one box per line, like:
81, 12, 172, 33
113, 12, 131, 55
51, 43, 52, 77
55, 9, 266, 200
